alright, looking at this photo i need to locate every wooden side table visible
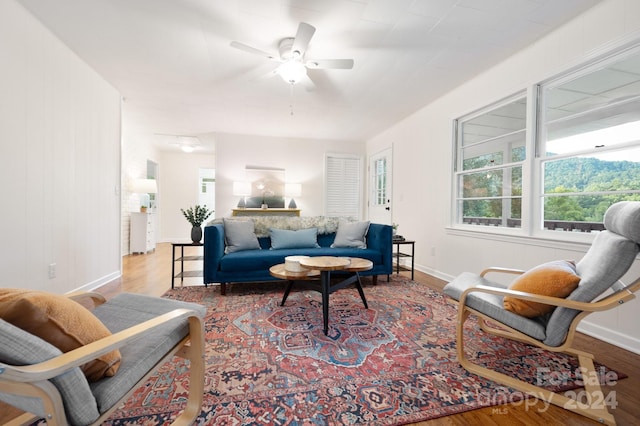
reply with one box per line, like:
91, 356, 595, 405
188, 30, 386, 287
171, 242, 203, 288
393, 239, 415, 279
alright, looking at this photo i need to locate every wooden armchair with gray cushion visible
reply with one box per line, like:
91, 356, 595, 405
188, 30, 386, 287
443, 201, 640, 426
0, 291, 206, 425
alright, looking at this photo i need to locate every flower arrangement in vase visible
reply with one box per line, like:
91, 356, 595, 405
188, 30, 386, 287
180, 205, 213, 243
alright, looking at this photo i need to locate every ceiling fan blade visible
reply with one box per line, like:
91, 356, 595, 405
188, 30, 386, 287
230, 41, 277, 60
298, 74, 316, 92
259, 66, 280, 80
291, 22, 315, 56
306, 58, 354, 70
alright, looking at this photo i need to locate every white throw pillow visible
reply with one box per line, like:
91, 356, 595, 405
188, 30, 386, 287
331, 220, 370, 249
223, 219, 261, 253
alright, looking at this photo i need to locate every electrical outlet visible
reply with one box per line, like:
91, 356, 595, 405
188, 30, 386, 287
48, 263, 56, 279
431, 246, 436, 256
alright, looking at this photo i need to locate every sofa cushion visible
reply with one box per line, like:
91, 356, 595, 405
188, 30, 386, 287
224, 218, 261, 253
220, 247, 383, 272
0, 289, 121, 382
270, 227, 320, 249
331, 220, 370, 248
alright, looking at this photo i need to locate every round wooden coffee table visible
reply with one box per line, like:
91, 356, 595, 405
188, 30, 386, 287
273, 256, 372, 335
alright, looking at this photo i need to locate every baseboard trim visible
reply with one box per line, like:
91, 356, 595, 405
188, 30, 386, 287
72, 271, 121, 293
415, 264, 455, 283
578, 320, 640, 356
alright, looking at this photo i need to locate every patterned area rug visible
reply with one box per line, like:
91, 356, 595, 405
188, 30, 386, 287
105, 276, 620, 425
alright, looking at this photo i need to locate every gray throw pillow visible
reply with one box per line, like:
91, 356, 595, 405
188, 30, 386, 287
331, 220, 370, 249
270, 228, 320, 249
223, 219, 261, 253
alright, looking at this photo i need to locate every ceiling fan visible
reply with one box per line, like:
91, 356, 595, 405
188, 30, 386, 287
230, 22, 354, 88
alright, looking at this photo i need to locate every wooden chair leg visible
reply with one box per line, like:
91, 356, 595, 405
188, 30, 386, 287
456, 306, 616, 426
171, 315, 205, 425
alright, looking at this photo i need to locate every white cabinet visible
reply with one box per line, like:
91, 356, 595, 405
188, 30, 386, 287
130, 212, 156, 253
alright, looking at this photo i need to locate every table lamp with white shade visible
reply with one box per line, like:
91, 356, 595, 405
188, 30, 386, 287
131, 178, 157, 211
233, 181, 251, 208
285, 183, 302, 209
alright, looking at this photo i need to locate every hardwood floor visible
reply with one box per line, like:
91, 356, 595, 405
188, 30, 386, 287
2, 242, 638, 425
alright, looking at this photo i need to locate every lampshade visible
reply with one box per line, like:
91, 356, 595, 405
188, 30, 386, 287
233, 181, 251, 196
285, 183, 302, 197
131, 178, 157, 194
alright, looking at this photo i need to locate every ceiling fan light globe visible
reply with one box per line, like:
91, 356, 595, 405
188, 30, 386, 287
279, 60, 307, 84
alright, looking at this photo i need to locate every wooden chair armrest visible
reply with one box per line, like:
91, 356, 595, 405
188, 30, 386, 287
459, 284, 637, 313
0, 308, 203, 383
480, 267, 526, 277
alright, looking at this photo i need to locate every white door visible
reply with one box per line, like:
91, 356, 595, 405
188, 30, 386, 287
368, 148, 392, 224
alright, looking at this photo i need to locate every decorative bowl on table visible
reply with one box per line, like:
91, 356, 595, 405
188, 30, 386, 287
285, 255, 310, 272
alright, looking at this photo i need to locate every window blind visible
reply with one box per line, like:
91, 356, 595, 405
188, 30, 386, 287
325, 154, 362, 217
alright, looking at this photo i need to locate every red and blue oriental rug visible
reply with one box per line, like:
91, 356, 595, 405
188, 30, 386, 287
105, 276, 620, 425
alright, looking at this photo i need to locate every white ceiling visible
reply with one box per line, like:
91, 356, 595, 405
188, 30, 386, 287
18, 0, 602, 152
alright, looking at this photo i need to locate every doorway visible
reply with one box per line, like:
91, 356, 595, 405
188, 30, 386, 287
147, 160, 158, 209
199, 168, 215, 212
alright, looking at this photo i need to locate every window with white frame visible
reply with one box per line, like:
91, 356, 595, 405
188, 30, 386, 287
372, 156, 387, 206
538, 45, 640, 230
453, 43, 640, 235
454, 94, 527, 229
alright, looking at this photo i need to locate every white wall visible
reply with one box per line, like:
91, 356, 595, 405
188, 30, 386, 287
214, 132, 365, 219
120, 127, 159, 255
158, 151, 215, 242
367, 0, 640, 353
0, 0, 122, 294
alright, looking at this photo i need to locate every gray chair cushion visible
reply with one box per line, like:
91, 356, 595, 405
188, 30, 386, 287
603, 200, 640, 244
543, 230, 639, 346
443, 273, 547, 341
574, 231, 638, 301
0, 319, 100, 425
89, 293, 206, 413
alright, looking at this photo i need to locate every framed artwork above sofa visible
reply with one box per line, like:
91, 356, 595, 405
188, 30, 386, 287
246, 166, 285, 208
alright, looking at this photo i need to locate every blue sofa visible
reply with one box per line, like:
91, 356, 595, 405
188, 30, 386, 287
204, 221, 393, 295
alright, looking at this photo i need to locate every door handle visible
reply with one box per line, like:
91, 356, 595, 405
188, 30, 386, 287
385, 207, 390, 211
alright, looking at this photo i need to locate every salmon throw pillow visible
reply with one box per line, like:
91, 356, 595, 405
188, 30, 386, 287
0, 289, 121, 381
503, 260, 581, 318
